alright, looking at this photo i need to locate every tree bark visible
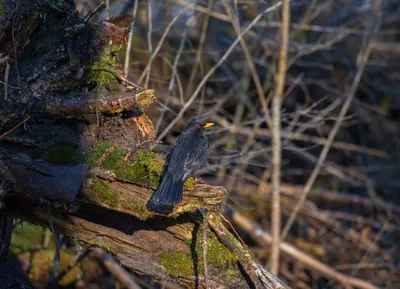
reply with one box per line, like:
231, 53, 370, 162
0, 1, 289, 288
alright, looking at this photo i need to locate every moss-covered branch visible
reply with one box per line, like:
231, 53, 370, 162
208, 213, 290, 289
43, 89, 155, 116
3, 166, 242, 288
1, 138, 288, 288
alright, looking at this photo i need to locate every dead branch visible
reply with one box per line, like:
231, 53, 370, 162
235, 183, 400, 215
93, 248, 142, 289
228, 207, 380, 289
43, 89, 156, 116
208, 213, 290, 289
214, 117, 388, 158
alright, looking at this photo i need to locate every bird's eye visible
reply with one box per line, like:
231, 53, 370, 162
196, 124, 201, 128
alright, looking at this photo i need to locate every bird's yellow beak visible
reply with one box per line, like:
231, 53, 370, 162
203, 122, 214, 128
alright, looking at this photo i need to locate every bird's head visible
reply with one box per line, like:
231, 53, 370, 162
184, 120, 214, 134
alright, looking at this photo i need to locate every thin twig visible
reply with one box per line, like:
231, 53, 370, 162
0, 80, 21, 90
98, 67, 140, 88
185, 0, 214, 98
157, 1, 283, 141
105, 0, 110, 20
257, 21, 397, 35
208, 213, 288, 289
124, 0, 140, 77
202, 213, 209, 289
270, 0, 290, 275
49, 234, 63, 284
350, 221, 388, 277
155, 0, 197, 134
170, 0, 229, 22
84, 2, 105, 22
223, 61, 276, 192
55, 246, 95, 283
11, 7, 21, 86
0, 116, 30, 140
229, 207, 379, 289
221, 0, 271, 127
215, 118, 387, 158
217, 0, 272, 192
138, 1, 194, 85
94, 248, 142, 289
4, 63, 10, 99
280, 41, 374, 242
144, 0, 153, 89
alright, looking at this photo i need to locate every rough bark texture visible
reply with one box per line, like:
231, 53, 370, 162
0, 1, 289, 288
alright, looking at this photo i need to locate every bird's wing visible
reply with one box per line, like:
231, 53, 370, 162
165, 133, 187, 167
165, 144, 175, 167
182, 136, 208, 180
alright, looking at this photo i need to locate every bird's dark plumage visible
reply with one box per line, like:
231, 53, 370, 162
147, 120, 213, 214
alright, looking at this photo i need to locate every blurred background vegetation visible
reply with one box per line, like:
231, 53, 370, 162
10, 0, 400, 288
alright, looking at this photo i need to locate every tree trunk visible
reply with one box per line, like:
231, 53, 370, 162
0, 1, 288, 288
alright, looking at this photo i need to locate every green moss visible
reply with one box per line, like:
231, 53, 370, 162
91, 179, 119, 208
102, 147, 126, 170
131, 151, 197, 189
91, 70, 118, 91
87, 145, 201, 219
11, 236, 36, 253
184, 238, 193, 246
137, 151, 164, 170
223, 268, 240, 279
89, 44, 123, 90
88, 143, 199, 190
111, 149, 195, 190
0, 0, 6, 17
158, 230, 239, 279
47, 141, 84, 165
130, 150, 165, 186
87, 141, 113, 169
158, 251, 194, 278
13, 221, 45, 235
89, 179, 153, 220
121, 197, 154, 220
183, 177, 195, 190
100, 149, 165, 187
206, 232, 238, 267
11, 221, 54, 254
25, 141, 84, 165
27, 148, 43, 160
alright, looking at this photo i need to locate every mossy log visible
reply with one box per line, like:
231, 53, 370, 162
0, 1, 288, 288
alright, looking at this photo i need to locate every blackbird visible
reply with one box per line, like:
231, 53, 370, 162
147, 120, 214, 214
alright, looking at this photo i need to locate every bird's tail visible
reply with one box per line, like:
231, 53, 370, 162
147, 171, 184, 214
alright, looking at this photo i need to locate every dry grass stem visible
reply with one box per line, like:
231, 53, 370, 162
138, 1, 194, 85
281, 42, 374, 242
269, 0, 290, 275
157, 1, 283, 141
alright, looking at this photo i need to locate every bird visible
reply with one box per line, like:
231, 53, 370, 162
147, 120, 214, 214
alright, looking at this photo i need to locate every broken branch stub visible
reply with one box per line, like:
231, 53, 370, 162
43, 89, 156, 116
